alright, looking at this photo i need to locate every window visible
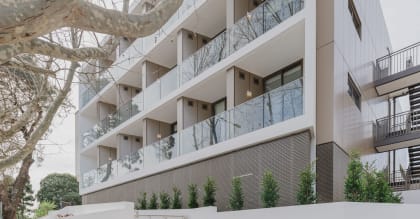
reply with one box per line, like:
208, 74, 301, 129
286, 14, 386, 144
348, 0, 362, 39
348, 74, 361, 110
213, 98, 226, 115
264, 61, 303, 92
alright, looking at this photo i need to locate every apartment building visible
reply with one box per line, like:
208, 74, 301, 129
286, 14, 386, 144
75, 0, 419, 209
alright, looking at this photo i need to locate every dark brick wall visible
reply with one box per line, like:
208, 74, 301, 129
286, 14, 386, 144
316, 142, 350, 203
83, 131, 311, 211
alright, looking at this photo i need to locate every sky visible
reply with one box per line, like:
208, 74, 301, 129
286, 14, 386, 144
27, 0, 420, 196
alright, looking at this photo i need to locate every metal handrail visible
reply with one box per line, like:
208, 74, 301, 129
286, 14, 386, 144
374, 110, 420, 142
375, 41, 420, 80
388, 169, 420, 191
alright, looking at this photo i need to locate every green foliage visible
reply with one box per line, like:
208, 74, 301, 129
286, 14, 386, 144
36, 173, 81, 209
344, 153, 364, 202
229, 177, 244, 210
148, 193, 158, 209
135, 192, 147, 210
261, 171, 280, 208
203, 177, 217, 206
172, 187, 182, 209
374, 172, 401, 203
362, 163, 377, 202
345, 152, 401, 203
159, 192, 171, 209
35, 201, 56, 218
297, 165, 317, 205
188, 184, 199, 208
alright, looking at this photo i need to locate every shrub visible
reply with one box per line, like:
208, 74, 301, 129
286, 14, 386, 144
172, 187, 182, 209
159, 192, 171, 209
135, 192, 147, 210
188, 184, 199, 208
229, 177, 244, 210
374, 171, 401, 203
344, 152, 364, 202
261, 171, 280, 208
203, 177, 217, 206
297, 165, 317, 205
148, 193, 158, 209
35, 201, 56, 218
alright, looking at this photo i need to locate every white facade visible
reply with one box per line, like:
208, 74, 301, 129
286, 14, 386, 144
76, 0, 417, 206
76, 0, 316, 197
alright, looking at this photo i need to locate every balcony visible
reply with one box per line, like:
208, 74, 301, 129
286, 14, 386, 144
375, 42, 420, 95
81, 78, 303, 189
80, 78, 111, 108
374, 110, 420, 151
80, 0, 304, 150
81, 92, 144, 149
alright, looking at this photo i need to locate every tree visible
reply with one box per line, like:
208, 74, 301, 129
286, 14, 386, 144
172, 187, 182, 209
261, 171, 280, 208
35, 201, 56, 218
296, 165, 316, 205
16, 182, 35, 218
203, 177, 217, 206
344, 153, 364, 202
148, 193, 158, 209
36, 173, 81, 209
159, 192, 171, 209
374, 171, 401, 203
135, 192, 147, 210
362, 163, 377, 202
188, 184, 199, 208
0, 0, 184, 172
0, 1, 183, 218
229, 177, 244, 210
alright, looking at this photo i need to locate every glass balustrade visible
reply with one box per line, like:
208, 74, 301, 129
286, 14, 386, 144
82, 79, 303, 189
80, 78, 111, 108
81, 92, 144, 148
81, 0, 305, 189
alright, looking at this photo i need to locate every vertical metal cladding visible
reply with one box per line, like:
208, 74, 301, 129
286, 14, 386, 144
83, 131, 311, 210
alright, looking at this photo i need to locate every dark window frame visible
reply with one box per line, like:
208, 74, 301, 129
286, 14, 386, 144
212, 98, 227, 115
263, 60, 303, 92
348, 0, 362, 39
348, 74, 362, 111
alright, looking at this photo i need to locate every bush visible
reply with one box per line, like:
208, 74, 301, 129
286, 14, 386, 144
188, 184, 199, 208
345, 152, 401, 203
35, 201, 56, 218
135, 192, 147, 210
297, 165, 316, 205
374, 172, 401, 203
203, 177, 217, 206
229, 177, 244, 210
344, 153, 364, 202
172, 187, 182, 209
261, 171, 280, 208
148, 193, 158, 209
159, 192, 171, 209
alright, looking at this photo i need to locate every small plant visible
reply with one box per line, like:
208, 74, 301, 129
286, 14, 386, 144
261, 171, 280, 208
160, 192, 171, 209
172, 187, 182, 209
35, 201, 56, 218
203, 177, 217, 206
188, 184, 199, 208
148, 193, 158, 209
135, 192, 148, 210
229, 177, 244, 210
344, 152, 364, 202
297, 165, 316, 205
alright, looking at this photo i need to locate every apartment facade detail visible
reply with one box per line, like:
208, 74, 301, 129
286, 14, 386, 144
76, 0, 418, 209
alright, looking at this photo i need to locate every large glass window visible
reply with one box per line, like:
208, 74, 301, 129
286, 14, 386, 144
264, 61, 303, 91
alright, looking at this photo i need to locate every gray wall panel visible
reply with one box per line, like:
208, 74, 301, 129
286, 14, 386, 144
83, 131, 311, 211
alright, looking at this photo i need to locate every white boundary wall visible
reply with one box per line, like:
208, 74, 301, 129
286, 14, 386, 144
41, 202, 420, 219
